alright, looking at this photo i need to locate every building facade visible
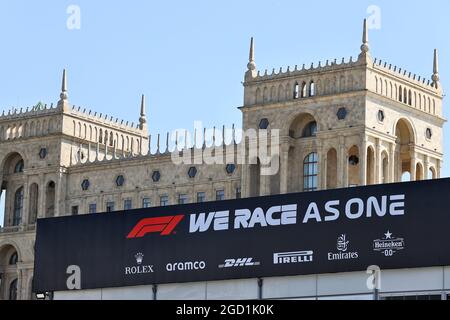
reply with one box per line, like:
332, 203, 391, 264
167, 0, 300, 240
0, 21, 445, 300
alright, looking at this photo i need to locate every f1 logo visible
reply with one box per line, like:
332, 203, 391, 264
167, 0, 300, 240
127, 215, 184, 238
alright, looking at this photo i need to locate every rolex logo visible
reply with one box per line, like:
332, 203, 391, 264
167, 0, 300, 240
135, 252, 144, 265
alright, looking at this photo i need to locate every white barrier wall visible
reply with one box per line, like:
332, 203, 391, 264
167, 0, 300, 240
54, 266, 450, 300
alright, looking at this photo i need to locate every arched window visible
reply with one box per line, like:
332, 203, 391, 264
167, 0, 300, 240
302, 121, 317, 138
428, 167, 437, 180
301, 82, 307, 98
45, 181, 56, 218
13, 187, 24, 226
109, 132, 114, 147
293, 82, 299, 99
309, 81, 315, 97
408, 90, 412, 106
399, 86, 403, 102
303, 153, 318, 192
99, 129, 103, 143
14, 160, 24, 173
9, 252, 18, 265
401, 172, 411, 182
9, 279, 18, 300
255, 87, 262, 104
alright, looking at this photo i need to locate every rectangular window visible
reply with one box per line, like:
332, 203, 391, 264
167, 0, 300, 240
235, 187, 241, 199
123, 199, 132, 210
216, 190, 225, 201
142, 198, 151, 208
178, 194, 189, 205
197, 192, 206, 203
88, 203, 97, 214
106, 201, 115, 212
160, 195, 169, 207
71, 206, 79, 216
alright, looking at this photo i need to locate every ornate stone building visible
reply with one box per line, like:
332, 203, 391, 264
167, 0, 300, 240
0, 20, 444, 300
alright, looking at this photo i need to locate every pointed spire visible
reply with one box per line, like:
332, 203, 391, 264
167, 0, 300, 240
432, 49, 440, 88
157, 133, 161, 154
362, 19, 369, 47
57, 69, 69, 112
245, 37, 257, 81
248, 37, 255, 69
358, 19, 371, 64
139, 94, 147, 130
61, 68, 67, 92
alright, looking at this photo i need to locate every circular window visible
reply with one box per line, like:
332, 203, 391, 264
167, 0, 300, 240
226, 164, 236, 175
259, 118, 269, 129
152, 171, 161, 182
337, 108, 347, 120
349, 155, 359, 166
39, 147, 48, 159
426, 128, 433, 140
81, 179, 90, 191
188, 167, 197, 178
115, 175, 125, 187
377, 110, 385, 123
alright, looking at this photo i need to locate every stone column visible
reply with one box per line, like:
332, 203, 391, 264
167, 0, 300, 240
424, 155, 430, 179
279, 143, 290, 194
338, 136, 347, 188
55, 169, 67, 217
437, 159, 442, 178
321, 146, 328, 190
241, 164, 251, 198
16, 267, 23, 300
259, 173, 269, 196
389, 143, 395, 183
410, 157, 416, 181
38, 173, 45, 218
21, 179, 30, 226
410, 147, 416, 181
396, 147, 402, 182
360, 138, 367, 186
375, 138, 382, 184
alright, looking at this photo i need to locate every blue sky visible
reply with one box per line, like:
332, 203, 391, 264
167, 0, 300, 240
0, 0, 449, 224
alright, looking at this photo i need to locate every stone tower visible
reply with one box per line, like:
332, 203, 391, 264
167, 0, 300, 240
0, 71, 148, 299
240, 19, 444, 198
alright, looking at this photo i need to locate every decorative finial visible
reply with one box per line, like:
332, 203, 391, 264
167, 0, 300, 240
139, 94, 147, 130
432, 49, 440, 88
362, 19, 369, 49
248, 37, 255, 70
57, 69, 69, 112
245, 37, 257, 81
358, 19, 371, 63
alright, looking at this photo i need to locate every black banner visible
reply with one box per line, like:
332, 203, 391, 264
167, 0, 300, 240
33, 178, 450, 293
